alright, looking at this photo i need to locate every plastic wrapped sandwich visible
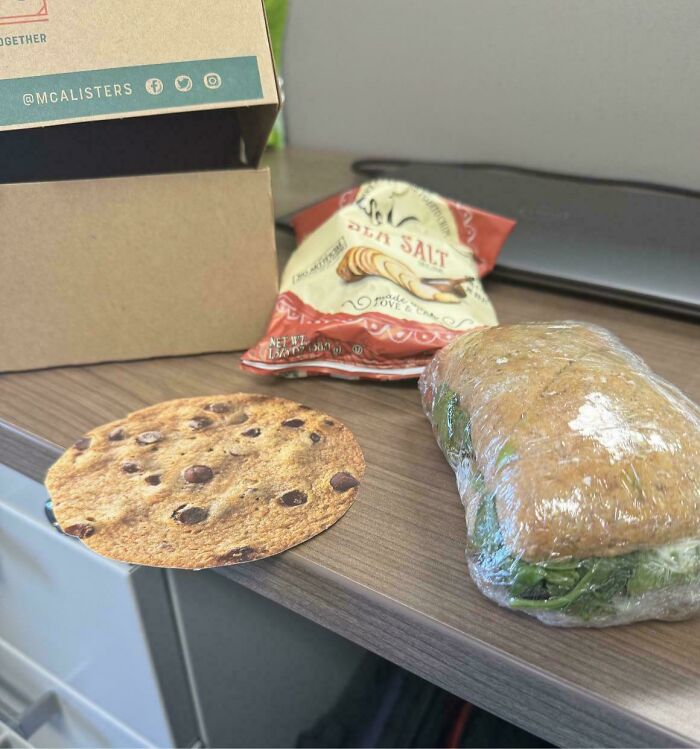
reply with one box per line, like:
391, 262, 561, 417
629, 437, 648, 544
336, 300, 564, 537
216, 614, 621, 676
419, 322, 700, 626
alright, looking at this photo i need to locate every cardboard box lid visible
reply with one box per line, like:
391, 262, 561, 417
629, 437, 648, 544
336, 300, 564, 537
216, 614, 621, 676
0, 0, 280, 180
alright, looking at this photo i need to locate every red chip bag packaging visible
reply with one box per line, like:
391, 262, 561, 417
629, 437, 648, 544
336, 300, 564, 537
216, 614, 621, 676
242, 180, 515, 380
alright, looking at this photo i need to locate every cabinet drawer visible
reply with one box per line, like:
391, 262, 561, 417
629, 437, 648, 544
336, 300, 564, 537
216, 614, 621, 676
0, 636, 150, 748
0, 463, 196, 747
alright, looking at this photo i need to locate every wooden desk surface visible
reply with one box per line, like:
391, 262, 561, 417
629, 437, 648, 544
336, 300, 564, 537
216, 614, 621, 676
2, 149, 700, 748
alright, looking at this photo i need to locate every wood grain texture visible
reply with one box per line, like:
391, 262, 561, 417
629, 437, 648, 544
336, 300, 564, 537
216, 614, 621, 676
1, 149, 699, 748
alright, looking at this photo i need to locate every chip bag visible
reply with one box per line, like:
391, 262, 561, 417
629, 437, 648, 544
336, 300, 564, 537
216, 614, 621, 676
242, 180, 515, 380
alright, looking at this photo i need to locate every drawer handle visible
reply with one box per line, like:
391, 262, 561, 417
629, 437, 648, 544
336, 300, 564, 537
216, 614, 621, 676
0, 691, 60, 741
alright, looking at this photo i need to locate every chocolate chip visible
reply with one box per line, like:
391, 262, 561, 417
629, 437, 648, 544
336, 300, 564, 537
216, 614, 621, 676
122, 461, 141, 474
310, 432, 321, 443
324, 419, 335, 426
330, 472, 359, 492
108, 428, 126, 441
136, 431, 163, 445
218, 546, 258, 564
145, 474, 161, 486
299, 405, 312, 411
65, 523, 95, 539
279, 490, 308, 507
188, 417, 212, 431
242, 427, 261, 438
183, 465, 214, 484
74, 438, 91, 451
205, 402, 230, 413
282, 418, 305, 428
171, 505, 209, 524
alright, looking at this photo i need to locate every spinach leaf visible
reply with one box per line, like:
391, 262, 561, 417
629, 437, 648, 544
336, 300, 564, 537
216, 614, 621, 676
432, 384, 472, 463
495, 440, 517, 470
628, 542, 700, 596
474, 492, 633, 619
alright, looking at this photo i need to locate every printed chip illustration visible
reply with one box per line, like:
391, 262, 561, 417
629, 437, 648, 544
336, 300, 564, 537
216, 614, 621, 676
0, 0, 48, 25
337, 246, 472, 304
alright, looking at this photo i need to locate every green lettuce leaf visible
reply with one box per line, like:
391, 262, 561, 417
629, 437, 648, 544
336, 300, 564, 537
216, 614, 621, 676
432, 384, 472, 464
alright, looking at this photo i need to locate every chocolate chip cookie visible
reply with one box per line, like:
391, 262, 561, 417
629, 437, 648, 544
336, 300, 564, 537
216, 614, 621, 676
46, 394, 365, 568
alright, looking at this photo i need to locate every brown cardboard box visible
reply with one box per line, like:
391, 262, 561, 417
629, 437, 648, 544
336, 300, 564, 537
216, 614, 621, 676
0, 0, 280, 371
1, 170, 278, 371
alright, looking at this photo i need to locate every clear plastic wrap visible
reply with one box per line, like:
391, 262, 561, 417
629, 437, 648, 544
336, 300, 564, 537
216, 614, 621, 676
419, 321, 700, 626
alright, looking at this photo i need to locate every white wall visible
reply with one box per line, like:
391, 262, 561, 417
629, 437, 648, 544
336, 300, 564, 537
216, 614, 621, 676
283, 0, 700, 190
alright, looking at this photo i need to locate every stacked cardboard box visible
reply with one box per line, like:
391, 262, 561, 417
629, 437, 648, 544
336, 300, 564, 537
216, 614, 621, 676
0, 0, 280, 371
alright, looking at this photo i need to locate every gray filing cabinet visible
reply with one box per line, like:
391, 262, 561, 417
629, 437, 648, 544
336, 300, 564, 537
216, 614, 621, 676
0, 463, 198, 747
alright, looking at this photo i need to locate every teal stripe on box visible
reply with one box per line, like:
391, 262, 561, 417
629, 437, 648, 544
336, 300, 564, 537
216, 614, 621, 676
0, 56, 263, 127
